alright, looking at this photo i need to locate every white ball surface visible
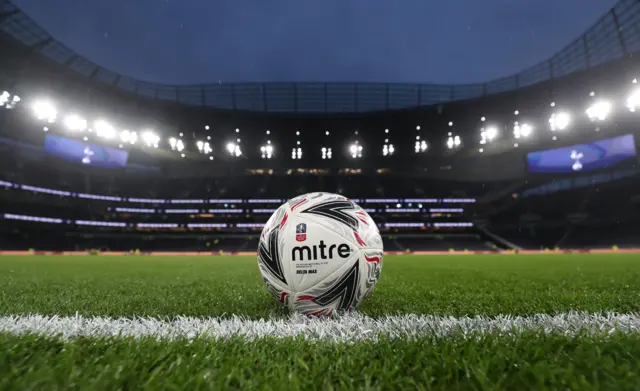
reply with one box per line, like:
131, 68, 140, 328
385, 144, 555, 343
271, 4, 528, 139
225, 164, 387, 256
258, 192, 384, 315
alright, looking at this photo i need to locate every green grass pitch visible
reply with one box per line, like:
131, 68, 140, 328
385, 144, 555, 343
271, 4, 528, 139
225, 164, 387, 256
1, 253, 640, 390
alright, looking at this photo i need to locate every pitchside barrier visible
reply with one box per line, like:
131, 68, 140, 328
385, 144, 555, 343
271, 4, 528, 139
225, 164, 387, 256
1, 248, 640, 256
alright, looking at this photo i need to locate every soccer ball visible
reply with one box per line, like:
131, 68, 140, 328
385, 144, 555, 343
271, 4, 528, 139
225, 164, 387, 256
257, 192, 383, 315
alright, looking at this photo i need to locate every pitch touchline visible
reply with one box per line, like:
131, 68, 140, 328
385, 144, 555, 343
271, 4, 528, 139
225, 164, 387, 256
0, 312, 639, 341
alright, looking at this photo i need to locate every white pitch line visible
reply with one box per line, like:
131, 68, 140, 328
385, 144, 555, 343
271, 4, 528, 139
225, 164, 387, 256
0, 312, 639, 342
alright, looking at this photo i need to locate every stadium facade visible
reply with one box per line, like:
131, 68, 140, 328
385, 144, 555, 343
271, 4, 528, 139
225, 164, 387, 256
1, 0, 640, 252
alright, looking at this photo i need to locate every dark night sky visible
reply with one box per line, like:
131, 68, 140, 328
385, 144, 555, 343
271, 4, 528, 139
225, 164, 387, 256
14, 0, 616, 85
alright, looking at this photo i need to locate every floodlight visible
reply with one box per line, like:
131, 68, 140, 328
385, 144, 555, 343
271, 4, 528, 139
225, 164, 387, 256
485, 126, 498, 140
627, 89, 640, 112
514, 123, 533, 139
549, 112, 571, 131
261, 144, 274, 159
227, 142, 241, 156
0, 92, 9, 107
415, 140, 427, 152
321, 147, 332, 160
94, 120, 116, 139
141, 131, 160, 147
33, 100, 57, 123
1, 94, 20, 109
586, 100, 612, 121
120, 130, 137, 144
64, 114, 87, 131
291, 147, 302, 160
349, 143, 363, 158
447, 135, 461, 149
480, 126, 498, 145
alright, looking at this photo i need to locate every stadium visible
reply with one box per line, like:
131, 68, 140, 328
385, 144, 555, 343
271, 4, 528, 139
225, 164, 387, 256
1, 0, 640, 389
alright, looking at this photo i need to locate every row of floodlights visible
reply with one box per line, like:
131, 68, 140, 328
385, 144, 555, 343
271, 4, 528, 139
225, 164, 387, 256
20, 81, 640, 157
31, 99, 162, 148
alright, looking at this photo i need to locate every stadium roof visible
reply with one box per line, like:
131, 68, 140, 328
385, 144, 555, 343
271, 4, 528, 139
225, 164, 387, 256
1, 0, 640, 113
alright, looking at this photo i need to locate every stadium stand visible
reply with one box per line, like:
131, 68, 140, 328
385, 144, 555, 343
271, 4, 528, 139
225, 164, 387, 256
1, 0, 640, 253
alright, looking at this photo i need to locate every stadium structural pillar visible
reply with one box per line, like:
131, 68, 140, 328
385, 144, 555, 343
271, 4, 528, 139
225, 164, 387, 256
477, 227, 523, 251
83, 173, 91, 194
555, 226, 576, 249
